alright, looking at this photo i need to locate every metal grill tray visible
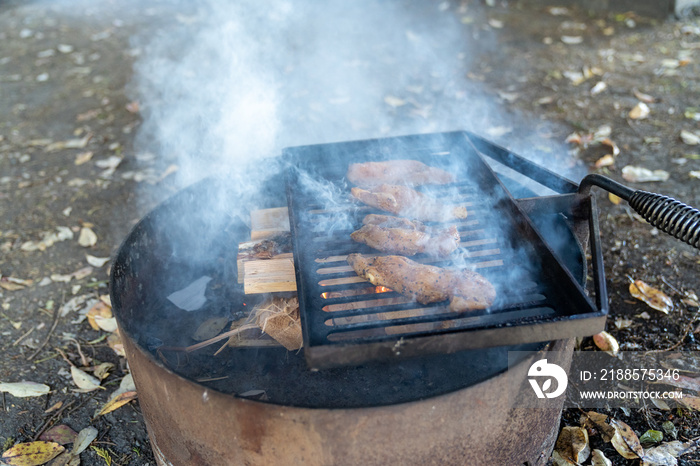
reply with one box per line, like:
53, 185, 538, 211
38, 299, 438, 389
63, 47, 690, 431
285, 131, 607, 369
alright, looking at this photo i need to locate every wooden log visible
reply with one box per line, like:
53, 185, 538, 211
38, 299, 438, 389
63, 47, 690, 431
244, 257, 296, 294
251, 207, 290, 240
237, 237, 291, 283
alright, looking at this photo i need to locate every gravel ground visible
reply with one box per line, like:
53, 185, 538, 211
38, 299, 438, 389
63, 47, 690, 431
1, 1, 699, 465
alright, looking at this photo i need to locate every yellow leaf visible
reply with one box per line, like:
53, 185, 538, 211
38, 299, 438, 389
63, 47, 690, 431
86, 301, 113, 331
97, 390, 138, 416
2, 441, 65, 466
608, 193, 623, 205
630, 280, 674, 314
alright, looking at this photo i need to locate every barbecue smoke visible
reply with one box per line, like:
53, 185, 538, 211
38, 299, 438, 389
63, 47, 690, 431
130, 0, 582, 191
126, 1, 586, 320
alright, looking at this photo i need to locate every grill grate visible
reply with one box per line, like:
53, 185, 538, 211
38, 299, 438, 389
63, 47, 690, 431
285, 131, 607, 369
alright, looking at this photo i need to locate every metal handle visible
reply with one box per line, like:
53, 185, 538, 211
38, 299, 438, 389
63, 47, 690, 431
578, 174, 700, 250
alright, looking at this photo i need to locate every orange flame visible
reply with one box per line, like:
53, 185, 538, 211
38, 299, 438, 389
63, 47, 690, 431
321, 286, 393, 300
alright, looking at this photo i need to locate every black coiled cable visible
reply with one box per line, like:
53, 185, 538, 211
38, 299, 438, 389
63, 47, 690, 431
578, 174, 700, 250
629, 191, 700, 249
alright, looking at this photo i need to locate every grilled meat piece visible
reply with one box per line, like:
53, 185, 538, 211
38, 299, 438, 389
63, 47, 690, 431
347, 160, 456, 187
347, 254, 496, 311
350, 184, 467, 222
351, 215, 460, 257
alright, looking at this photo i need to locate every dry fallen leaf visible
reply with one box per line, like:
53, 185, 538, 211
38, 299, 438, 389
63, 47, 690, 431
611, 418, 645, 460
547, 6, 570, 15
0, 381, 50, 398
86, 255, 109, 267
561, 35, 583, 44
86, 301, 112, 331
74, 151, 93, 165
44, 134, 91, 152
95, 155, 122, 170
78, 227, 97, 247
630, 280, 674, 314
108, 332, 125, 357
600, 137, 620, 156
650, 396, 671, 411
580, 411, 616, 442
593, 331, 619, 356
590, 449, 612, 466
92, 362, 114, 380
622, 165, 670, 182
594, 154, 615, 168
72, 427, 98, 455
642, 440, 696, 466
661, 374, 700, 392
563, 70, 586, 85
608, 193, 623, 205
70, 366, 103, 392
71, 266, 93, 280
681, 129, 700, 145
590, 81, 607, 95
20, 227, 73, 252
96, 390, 138, 416
634, 89, 657, 103
614, 317, 634, 329
1, 441, 65, 466
678, 393, 700, 411
629, 102, 651, 119
192, 316, 230, 341
39, 425, 78, 445
552, 426, 590, 465
93, 315, 118, 333
97, 373, 137, 416
0, 280, 26, 291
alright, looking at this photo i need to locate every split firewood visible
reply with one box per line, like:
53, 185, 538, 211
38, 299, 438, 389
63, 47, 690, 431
237, 232, 292, 282
250, 207, 290, 240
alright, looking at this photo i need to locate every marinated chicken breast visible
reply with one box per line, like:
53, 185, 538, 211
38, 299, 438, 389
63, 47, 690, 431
350, 184, 467, 222
347, 160, 456, 187
347, 254, 496, 311
350, 215, 460, 257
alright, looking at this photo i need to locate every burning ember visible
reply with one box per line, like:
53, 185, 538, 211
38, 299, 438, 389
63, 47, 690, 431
321, 285, 393, 299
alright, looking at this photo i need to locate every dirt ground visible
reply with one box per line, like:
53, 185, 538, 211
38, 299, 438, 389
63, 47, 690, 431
1, 1, 699, 465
